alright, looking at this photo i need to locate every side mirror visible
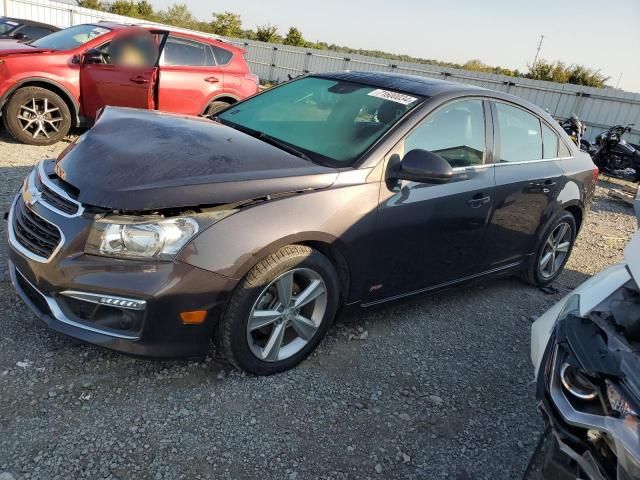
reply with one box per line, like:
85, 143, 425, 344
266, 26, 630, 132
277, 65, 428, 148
396, 149, 453, 184
13, 32, 27, 40
83, 48, 103, 65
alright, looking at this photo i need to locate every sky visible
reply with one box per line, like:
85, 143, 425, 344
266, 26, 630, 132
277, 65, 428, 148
150, 0, 640, 93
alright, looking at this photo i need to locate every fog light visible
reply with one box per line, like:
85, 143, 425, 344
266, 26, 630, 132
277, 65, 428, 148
560, 363, 597, 400
180, 310, 207, 324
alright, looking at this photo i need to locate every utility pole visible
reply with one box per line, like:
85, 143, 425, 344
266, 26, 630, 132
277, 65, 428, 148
615, 72, 623, 90
532, 35, 544, 65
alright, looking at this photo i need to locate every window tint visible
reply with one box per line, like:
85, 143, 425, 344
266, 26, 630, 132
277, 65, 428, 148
404, 99, 485, 168
163, 37, 212, 66
542, 123, 559, 159
495, 103, 543, 162
18, 26, 54, 40
211, 45, 233, 65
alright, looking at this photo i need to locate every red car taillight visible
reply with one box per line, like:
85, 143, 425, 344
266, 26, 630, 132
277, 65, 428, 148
593, 166, 599, 183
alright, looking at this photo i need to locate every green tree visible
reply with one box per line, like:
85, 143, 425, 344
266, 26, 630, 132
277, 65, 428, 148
109, 0, 138, 16
157, 3, 196, 29
210, 11, 242, 37
283, 27, 306, 47
135, 0, 155, 19
76, 0, 104, 10
255, 23, 281, 43
527, 60, 608, 88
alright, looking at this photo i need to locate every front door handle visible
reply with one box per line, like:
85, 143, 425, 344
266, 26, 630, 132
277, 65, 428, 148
130, 75, 149, 84
467, 194, 491, 208
205, 76, 220, 83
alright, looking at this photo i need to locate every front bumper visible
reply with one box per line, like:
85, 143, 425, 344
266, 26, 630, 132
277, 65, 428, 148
6, 164, 238, 359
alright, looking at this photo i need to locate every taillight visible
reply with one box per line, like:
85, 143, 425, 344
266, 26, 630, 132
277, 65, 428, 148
245, 73, 259, 84
592, 166, 599, 183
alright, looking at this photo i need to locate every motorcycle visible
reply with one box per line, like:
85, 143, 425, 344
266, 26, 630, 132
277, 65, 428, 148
560, 115, 591, 152
526, 229, 640, 480
592, 123, 640, 181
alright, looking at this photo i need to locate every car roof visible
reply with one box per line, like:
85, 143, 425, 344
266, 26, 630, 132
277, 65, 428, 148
317, 71, 488, 98
2, 16, 60, 30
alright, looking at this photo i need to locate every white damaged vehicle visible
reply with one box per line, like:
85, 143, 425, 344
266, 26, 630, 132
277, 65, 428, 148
528, 230, 640, 479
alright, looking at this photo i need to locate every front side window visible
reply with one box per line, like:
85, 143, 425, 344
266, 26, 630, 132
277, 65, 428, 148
217, 77, 424, 166
17, 26, 54, 40
404, 99, 486, 168
163, 36, 212, 66
31, 24, 110, 50
495, 102, 543, 162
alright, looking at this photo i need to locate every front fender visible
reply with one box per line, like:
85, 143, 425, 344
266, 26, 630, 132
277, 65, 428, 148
177, 182, 380, 303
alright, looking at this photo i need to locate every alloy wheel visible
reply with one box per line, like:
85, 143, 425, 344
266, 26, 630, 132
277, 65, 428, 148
247, 268, 328, 362
539, 222, 572, 279
17, 97, 63, 140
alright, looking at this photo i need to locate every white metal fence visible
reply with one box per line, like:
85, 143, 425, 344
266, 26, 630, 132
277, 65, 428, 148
3, 0, 639, 144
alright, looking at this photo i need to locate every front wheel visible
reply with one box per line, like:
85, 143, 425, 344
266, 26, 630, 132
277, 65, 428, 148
217, 245, 339, 375
3, 86, 71, 145
523, 212, 577, 287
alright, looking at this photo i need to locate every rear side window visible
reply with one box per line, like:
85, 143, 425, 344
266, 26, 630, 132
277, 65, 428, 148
163, 36, 213, 66
211, 45, 233, 65
542, 123, 559, 159
404, 99, 486, 168
495, 102, 543, 162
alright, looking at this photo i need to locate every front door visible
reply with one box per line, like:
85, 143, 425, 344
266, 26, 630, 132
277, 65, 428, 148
484, 101, 567, 269
157, 35, 225, 116
370, 98, 496, 302
80, 28, 166, 120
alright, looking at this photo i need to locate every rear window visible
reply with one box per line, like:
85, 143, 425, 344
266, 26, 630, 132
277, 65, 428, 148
0, 19, 20, 35
211, 45, 233, 65
163, 36, 214, 66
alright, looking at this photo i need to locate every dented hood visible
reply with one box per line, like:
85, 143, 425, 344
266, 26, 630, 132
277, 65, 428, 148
55, 107, 339, 211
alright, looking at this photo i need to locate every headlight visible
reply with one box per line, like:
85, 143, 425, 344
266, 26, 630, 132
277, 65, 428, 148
85, 210, 234, 260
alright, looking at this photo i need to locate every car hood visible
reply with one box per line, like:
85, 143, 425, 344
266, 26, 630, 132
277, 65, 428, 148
0, 42, 50, 54
54, 107, 339, 211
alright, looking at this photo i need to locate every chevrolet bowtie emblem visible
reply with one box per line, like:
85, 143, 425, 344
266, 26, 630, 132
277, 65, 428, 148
24, 188, 42, 208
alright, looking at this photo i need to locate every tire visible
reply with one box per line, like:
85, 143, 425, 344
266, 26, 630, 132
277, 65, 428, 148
217, 245, 339, 375
523, 211, 577, 287
203, 100, 232, 118
3, 86, 71, 145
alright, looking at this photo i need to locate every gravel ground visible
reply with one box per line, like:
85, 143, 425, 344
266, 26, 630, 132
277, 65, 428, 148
0, 128, 637, 480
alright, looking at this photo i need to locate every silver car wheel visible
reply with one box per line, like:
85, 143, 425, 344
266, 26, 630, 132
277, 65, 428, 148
247, 268, 328, 362
17, 97, 63, 139
539, 222, 572, 279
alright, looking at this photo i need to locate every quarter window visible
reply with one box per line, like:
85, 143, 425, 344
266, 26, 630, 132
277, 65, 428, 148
404, 99, 486, 168
211, 45, 233, 65
495, 103, 543, 162
163, 37, 213, 66
542, 123, 559, 159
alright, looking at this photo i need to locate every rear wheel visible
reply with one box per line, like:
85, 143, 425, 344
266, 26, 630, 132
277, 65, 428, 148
3, 87, 71, 145
203, 100, 232, 118
217, 245, 339, 375
524, 212, 577, 287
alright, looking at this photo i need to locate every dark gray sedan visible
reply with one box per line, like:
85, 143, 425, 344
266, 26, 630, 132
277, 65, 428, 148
6, 72, 598, 375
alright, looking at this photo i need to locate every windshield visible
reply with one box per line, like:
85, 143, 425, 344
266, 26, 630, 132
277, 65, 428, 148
31, 24, 110, 50
217, 77, 424, 166
0, 19, 20, 35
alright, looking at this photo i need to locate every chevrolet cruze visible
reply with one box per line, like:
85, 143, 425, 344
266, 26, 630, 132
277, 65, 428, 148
6, 72, 598, 375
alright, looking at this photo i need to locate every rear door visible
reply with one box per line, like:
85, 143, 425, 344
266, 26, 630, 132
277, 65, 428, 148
80, 28, 167, 120
484, 100, 568, 269
157, 35, 225, 116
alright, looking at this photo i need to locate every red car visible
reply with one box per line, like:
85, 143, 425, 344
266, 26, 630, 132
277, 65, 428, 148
0, 23, 259, 145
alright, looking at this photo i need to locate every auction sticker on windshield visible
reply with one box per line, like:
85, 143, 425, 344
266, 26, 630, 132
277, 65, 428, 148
368, 89, 417, 105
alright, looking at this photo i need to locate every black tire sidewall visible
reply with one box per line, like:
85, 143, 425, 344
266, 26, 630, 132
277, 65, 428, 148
4, 87, 71, 145
531, 212, 577, 286
223, 248, 339, 375
204, 101, 231, 117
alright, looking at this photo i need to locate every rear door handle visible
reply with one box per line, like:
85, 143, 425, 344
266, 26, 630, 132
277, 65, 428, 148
467, 194, 491, 208
130, 76, 149, 84
205, 76, 220, 83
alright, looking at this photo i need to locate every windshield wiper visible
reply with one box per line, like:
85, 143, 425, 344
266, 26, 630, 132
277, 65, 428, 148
219, 118, 311, 161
